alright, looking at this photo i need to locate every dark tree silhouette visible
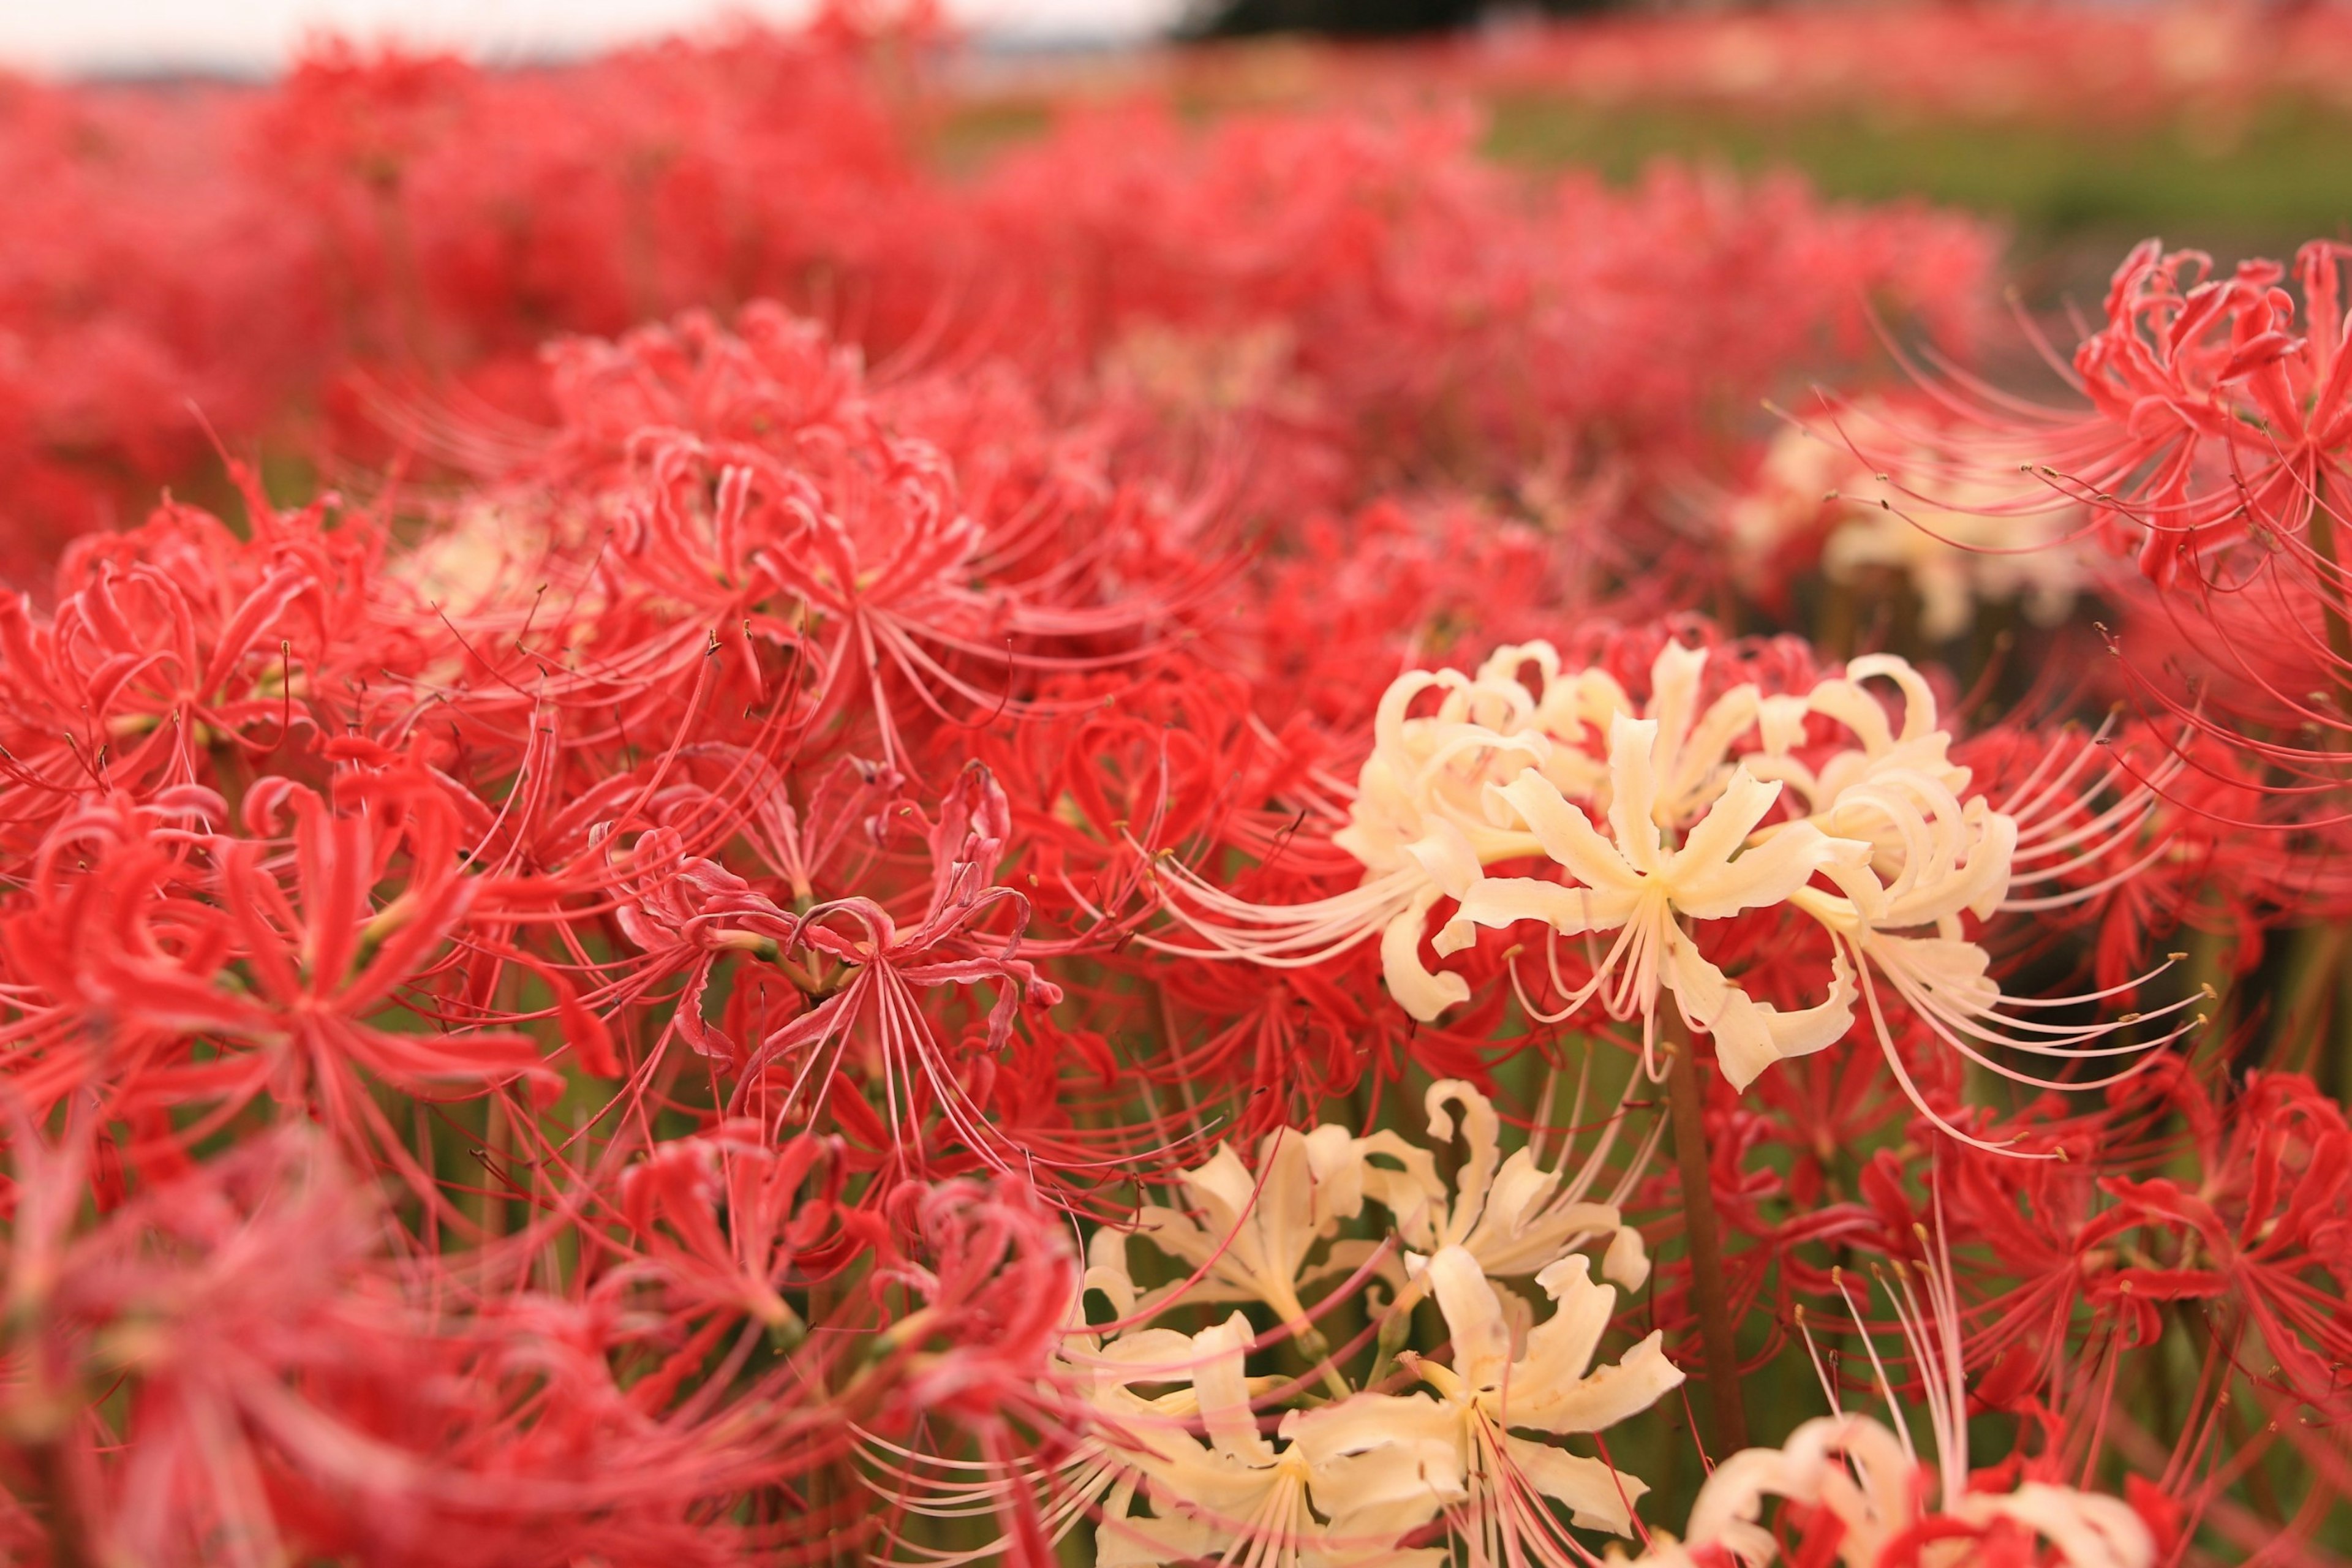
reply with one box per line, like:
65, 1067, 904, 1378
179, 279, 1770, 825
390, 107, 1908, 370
1183, 0, 1616, 37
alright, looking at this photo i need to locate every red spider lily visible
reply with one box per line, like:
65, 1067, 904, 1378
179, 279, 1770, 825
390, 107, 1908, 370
0, 790, 239, 1118
862, 1174, 1085, 1568
0, 773, 566, 1195
729, 763, 1080, 1176
616, 1121, 843, 1338
494, 306, 1197, 778
1, 1115, 856, 1568
0, 521, 323, 843
215, 783, 565, 1108
606, 824, 807, 1065
1834, 241, 2352, 584
5, 19, 2351, 1564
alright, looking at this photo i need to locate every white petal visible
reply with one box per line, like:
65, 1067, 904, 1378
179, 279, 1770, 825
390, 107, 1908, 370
1671, 818, 1844, 921
1668, 767, 1785, 886
1442, 874, 1635, 952
1605, 715, 1665, 873
1501, 1433, 1649, 1536
1602, 1224, 1651, 1292
1520, 1329, 1686, 1437
1401, 819, 1482, 902
1380, 886, 1471, 1022
1193, 1314, 1276, 1466
1844, 654, 1939, 743
1515, 1254, 1611, 1392
1491, 772, 1643, 895
1672, 942, 1856, 1093
1423, 1246, 1513, 1391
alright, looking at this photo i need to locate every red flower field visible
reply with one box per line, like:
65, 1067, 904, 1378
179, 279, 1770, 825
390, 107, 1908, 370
0, 7, 2348, 1564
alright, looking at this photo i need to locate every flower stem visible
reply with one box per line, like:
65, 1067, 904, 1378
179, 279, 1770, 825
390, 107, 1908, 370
1664, 1011, 1749, 1455
2307, 468, 2352, 720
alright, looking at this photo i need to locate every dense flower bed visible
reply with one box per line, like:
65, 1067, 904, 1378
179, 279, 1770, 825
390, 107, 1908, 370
0, 10, 2346, 1567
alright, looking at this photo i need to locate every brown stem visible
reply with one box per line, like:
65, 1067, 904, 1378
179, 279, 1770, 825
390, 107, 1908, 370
1663, 1010, 1749, 1454
27, 1436, 89, 1568
2307, 470, 2352, 720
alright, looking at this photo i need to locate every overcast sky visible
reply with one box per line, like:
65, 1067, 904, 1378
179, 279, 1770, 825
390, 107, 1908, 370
0, 0, 1185, 77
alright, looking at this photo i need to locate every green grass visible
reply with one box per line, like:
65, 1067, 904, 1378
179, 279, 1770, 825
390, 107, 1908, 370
1482, 92, 2352, 287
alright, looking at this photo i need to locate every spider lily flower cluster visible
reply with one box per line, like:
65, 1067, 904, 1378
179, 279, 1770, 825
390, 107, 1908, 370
873, 1081, 1682, 1567
1160, 638, 2198, 1140
0, 14, 2345, 1568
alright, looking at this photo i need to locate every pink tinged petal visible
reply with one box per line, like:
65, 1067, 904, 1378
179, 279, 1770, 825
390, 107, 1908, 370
1604, 715, 1665, 872
1499, 1434, 1649, 1537
1683, 1445, 1804, 1564
1381, 885, 1469, 1022
1963, 1484, 2158, 1568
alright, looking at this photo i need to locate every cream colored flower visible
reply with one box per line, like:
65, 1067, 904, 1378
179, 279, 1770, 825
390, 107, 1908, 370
1441, 712, 1866, 1084
1327, 1246, 1683, 1548
1630, 1223, 2154, 1568
1130, 1124, 1442, 1331
1400, 1079, 1651, 1291
1729, 417, 2086, 643
1092, 1314, 1460, 1568
1147, 638, 1757, 1023
1637, 1403, 2150, 1568
1165, 637, 2181, 1144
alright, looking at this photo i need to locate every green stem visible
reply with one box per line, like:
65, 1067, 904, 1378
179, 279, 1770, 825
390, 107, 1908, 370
1664, 1011, 1749, 1455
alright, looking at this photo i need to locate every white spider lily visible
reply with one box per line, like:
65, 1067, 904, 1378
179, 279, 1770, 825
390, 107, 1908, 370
1162, 635, 2184, 1147
1325, 1246, 1682, 1556
1439, 714, 1868, 1083
1145, 639, 1762, 1023
1726, 417, 2086, 643
881, 1099, 1673, 1568
1131, 1125, 1442, 1331
1093, 1314, 1459, 1568
1399, 1079, 1654, 1291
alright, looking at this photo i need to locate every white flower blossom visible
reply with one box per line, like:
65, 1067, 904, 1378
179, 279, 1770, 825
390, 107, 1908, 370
900, 1084, 1676, 1568
1728, 415, 2087, 643
1159, 634, 2198, 1148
